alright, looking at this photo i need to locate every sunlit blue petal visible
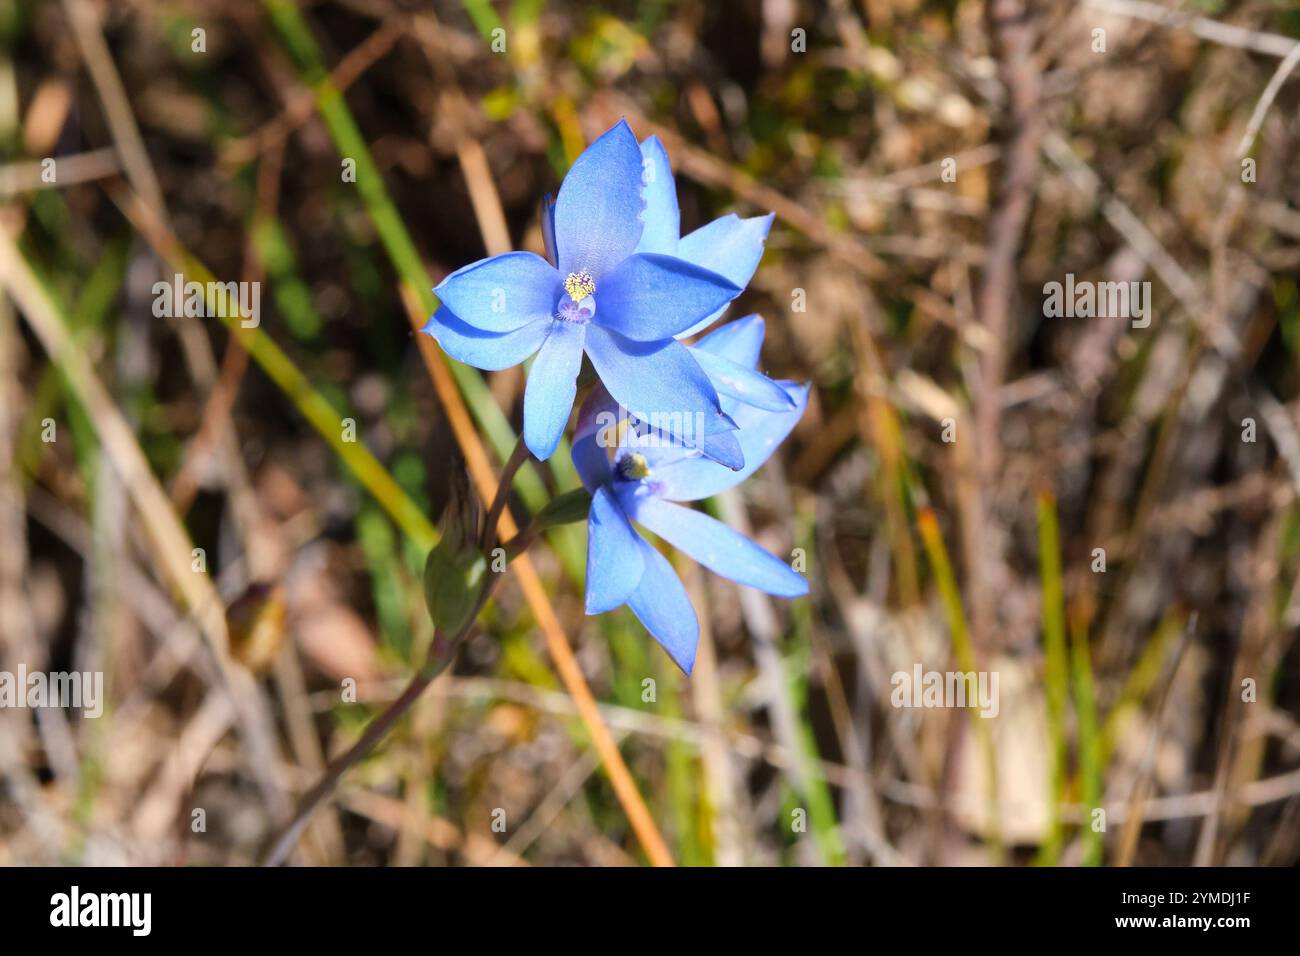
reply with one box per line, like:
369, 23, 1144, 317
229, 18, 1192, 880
650, 382, 808, 501
553, 119, 645, 278
693, 313, 766, 369
675, 214, 775, 338
678, 213, 775, 288
422, 307, 549, 371
523, 319, 586, 460
584, 486, 645, 614
625, 537, 699, 674
692, 347, 797, 412
636, 136, 680, 256
583, 325, 730, 450
623, 494, 807, 598
596, 254, 740, 341
433, 252, 561, 333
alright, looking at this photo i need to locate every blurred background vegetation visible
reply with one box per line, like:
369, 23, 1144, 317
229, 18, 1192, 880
0, 0, 1298, 866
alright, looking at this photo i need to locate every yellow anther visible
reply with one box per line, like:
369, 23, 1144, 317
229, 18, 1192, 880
563, 271, 596, 301
619, 452, 651, 480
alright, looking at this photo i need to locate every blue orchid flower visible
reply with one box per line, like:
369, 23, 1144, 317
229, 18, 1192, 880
571, 314, 809, 673
636, 135, 776, 340
423, 119, 746, 461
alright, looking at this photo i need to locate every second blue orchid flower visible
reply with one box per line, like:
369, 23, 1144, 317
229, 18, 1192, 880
572, 315, 809, 673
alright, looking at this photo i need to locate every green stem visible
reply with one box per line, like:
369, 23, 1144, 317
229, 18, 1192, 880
1035, 490, 1069, 866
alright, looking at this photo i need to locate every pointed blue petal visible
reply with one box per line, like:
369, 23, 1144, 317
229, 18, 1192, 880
523, 320, 586, 460
541, 193, 558, 267
423, 307, 549, 371
692, 346, 797, 412
584, 325, 729, 451
554, 119, 645, 278
675, 214, 775, 338
596, 253, 740, 341
694, 313, 766, 368
434, 252, 561, 332
651, 382, 809, 501
636, 136, 680, 256
626, 537, 698, 674
625, 495, 807, 599
584, 486, 645, 614
700, 429, 744, 470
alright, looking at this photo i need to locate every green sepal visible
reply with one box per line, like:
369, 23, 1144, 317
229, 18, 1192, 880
534, 487, 593, 530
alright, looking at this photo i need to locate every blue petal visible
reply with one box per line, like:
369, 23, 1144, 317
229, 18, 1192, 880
585, 486, 645, 614
584, 325, 730, 451
691, 346, 797, 412
596, 253, 741, 341
423, 307, 549, 371
636, 136, 680, 256
700, 429, 744, 470
651, 382, 809, 501
554, 119, 645, 278
571, 387, 619, 490
694, 313, 766, 369
434, 252, 561, 332
624, 494, 808, 598
675, 214, 775, 338
541, 193, 558, 267
626, 537, 699, 674
523, 320, 586, 460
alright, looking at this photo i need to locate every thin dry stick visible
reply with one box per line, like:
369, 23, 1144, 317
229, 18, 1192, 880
455, 134, 513, 258
222, 18, 405, 165
337, 789, 526, 866
0, 147, 119, 196
973, 0, 1045, 651
1085, 0, 1298, 58
1236, 41, 1300, 158
1115, 613, 1196, 867
62, 0, 169, 224
400, 286, 676, 867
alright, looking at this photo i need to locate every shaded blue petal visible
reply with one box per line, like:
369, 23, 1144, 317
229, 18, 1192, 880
434, 252, 561, 332
675, 213, 775, 338
523, 320, 586, 459
423, 307, 549, 370
584, 325, 730, 450
626, 537, 698, 674
624, 495, 808, 598
692, 346, 797, 412
636, 136, 680, 256
571, 387, 619, 490
699, 429, 744, 470
596, 254, 740, 341
554, 119, 645, 278
694, 313, 766, 369
651, 382, 809, 501
541, 193, 558, 267
584, 486, 645, 614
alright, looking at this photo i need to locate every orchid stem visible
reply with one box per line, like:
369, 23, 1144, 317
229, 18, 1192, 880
259, 662, 439, 866
481, 435, 531, 555
261, 590, 494, 865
